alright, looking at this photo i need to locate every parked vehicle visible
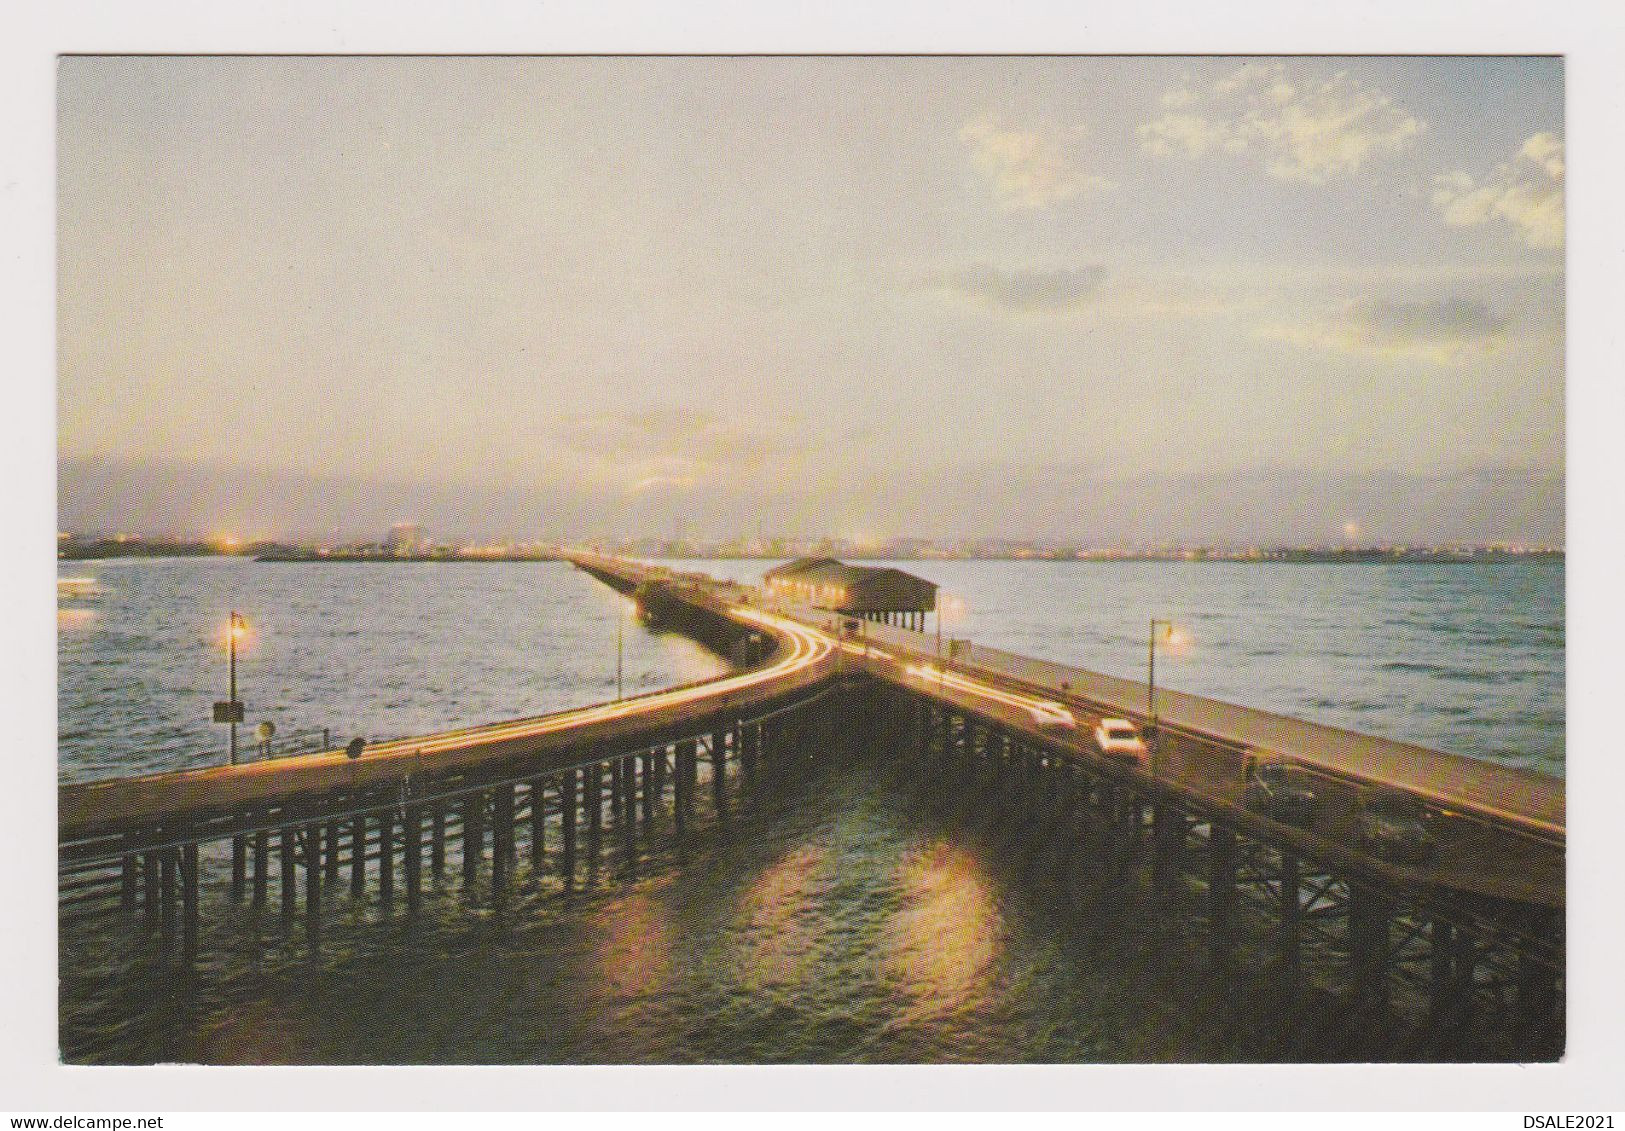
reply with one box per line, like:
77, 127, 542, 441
1242, 758, 1320, 825
1358, 788, 1439, 863
1092, 718, 1147, 763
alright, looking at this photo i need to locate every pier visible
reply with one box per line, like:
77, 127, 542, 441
58, 552, 1565, 1054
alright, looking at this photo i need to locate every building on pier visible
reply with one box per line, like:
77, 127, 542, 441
763, 557, 937, 629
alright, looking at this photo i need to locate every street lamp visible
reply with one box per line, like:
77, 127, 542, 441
936, 591, 964, 661
1147, 619, 1189, 728
616, 596, 637, 700
1147, 619, 1169, 727
213, 612, 247, 765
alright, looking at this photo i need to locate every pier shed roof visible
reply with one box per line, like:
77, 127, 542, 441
764, 557, 937, 614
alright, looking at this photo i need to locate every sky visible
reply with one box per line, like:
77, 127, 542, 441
57, 56, 1565, 546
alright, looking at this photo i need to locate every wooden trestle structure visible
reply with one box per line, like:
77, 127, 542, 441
59, 556, 1564, 1057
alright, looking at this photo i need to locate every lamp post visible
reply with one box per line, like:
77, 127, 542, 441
1147, 618, 1171, 727
616, 596, 637, 700
936, 589, 944, 661
217, 611, 246, 765
937, 590, 962, 661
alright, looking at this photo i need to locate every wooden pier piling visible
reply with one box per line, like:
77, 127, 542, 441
252, 829, 269, 908
586, 762, 603, 845
404, 804, 423, 911
180, 843, 199, 959
1208, 824, 1237, 966
560, 768, 577, 884
640, 750, 655, 828
121, 851, 138, 911
493, 786, 514, 893
303, 822, 321, 945
528, 779, 546, 873
711, 729, 727, 810
158, 850, 176, 952
280, 827, 297, 922
324, 822, 341, 887
431, 803, 447, 879
378, 810, 395, 906
1279, 852, 1302, 974
1347, 883, 1393, 1009
462, 794, 483, 889
230, 836, 246, 902
349, 814, 365, 900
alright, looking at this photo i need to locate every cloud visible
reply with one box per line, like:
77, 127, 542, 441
1257, 296, 1510, 364
560, 408, 802, 494
1139, 62, 1423, 184
921, 264, 1108, 314
1432, 132, 1564, 248
958, 114, 1114, 210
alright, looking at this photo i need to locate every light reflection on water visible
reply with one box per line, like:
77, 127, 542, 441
63, 745, 1439, 1065
737, 843, 828, 993
883, 841, 1001, 1028
592, 885, 673, 1003
58, 606, 97, 630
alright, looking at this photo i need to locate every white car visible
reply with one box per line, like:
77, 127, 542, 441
1093, 718, 1148, 763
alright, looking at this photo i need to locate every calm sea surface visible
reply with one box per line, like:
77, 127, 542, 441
57, 556, 1563, 1063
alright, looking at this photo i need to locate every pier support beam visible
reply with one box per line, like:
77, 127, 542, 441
1515, 911, 1561, 1042
493, 785, 515, 894
143, 849, 160, 924
675, 740, 695, 833
618, 754, 637, 868
1279, 853, 1301, 974
560, 768, 578, 885
252, 830, 269, 909
1347, 882, 1393, 1010
1152, 804, 1185, 901
431, 803, 447, 880
1429, 917, 1468, 1030
280, 827, 297, 923
586, 762, 603, 847
303, 822, 321, 945
158, 849, 176, 954
1208, 824, 1237, 966
121, 851, 139, 912
463, 793, 484, 889
180, 843, 199, 960
712, 730, 728, 811
230, 836, 246, 902
324, 822, 341, 888
404, 805, 423, 912
529, 779, 546, 874
640, 750, 656, 828
378, 810, 394, 907
349, 814, 365, 900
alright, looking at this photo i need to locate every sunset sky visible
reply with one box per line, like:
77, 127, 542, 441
58, 56, 1564, 545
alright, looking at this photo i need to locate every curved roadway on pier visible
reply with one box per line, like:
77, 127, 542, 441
59, 580, 835, 837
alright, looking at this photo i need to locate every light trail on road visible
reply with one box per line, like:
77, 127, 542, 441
902, 663, 1076, 729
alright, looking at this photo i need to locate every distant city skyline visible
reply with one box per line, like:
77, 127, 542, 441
59, 57, 1563, 546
